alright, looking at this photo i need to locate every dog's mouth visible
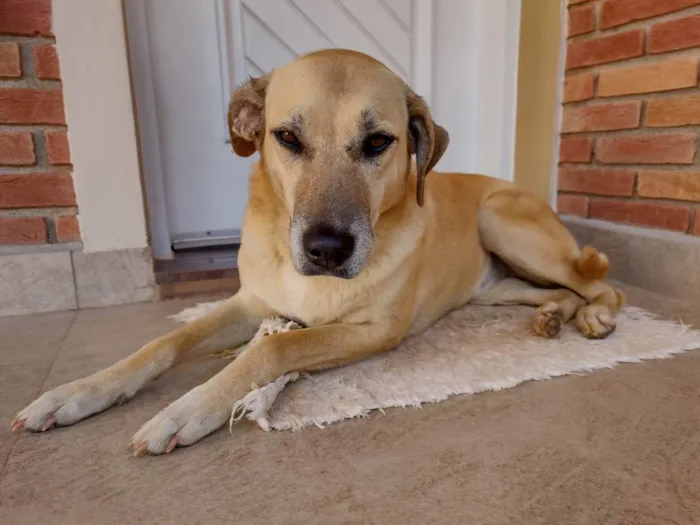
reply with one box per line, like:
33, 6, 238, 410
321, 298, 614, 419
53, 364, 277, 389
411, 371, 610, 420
289, 217, 373, 279
298, 264, 355, 279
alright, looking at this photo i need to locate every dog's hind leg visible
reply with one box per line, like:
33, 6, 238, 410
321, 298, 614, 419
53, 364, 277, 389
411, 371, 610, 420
473, 278, 586, 338
477, 188, 625, 339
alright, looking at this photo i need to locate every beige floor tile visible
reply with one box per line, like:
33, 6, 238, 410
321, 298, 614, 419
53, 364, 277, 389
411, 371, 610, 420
0, 286, 698, 524
0, 310, 75, 476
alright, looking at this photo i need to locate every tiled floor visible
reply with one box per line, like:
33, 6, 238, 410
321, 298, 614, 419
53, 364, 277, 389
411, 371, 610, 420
1, 285, 699, 524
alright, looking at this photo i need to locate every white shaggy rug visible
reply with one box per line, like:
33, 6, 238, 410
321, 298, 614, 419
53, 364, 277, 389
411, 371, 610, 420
171, 302, 700, 432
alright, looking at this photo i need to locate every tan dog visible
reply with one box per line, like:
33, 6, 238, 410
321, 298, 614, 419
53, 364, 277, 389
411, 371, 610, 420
12, 50, 624, 455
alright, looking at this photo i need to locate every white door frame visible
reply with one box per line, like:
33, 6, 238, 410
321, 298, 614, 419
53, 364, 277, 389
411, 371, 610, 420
124, 0, 521, 260
124, 0, 173, 259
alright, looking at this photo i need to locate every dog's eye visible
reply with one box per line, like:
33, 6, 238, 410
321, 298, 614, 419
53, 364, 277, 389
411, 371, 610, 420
274, 130, 301, 151
363, 133, 394, 156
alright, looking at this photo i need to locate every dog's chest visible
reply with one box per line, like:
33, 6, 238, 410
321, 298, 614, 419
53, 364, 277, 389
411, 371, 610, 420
258, 265, 363, 327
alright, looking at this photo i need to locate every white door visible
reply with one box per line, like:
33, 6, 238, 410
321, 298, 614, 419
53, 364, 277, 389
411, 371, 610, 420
126, 0, 521, 258
127, 0, 431, 254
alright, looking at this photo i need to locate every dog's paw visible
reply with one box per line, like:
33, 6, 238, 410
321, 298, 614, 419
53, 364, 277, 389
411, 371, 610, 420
11, 379, 124, 433
533, 302, 564, 338
130, 386, 228, 456
576, 304, 616, 339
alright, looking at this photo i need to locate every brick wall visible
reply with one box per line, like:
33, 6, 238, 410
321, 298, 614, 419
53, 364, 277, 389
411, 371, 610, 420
0, 0, 80, 246
558, 0, 700, 236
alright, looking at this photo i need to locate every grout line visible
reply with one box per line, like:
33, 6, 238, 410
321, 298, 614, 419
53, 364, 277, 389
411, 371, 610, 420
0, 207, 78, 218
0, 309, 79, 480
0, 35, 55, 45
689, 208, 697, 234
0, 166, 70, 175
566, 46, 700, 75
564, 85, 700, 108
69, 250, 79, 310
0, 124, 67, 132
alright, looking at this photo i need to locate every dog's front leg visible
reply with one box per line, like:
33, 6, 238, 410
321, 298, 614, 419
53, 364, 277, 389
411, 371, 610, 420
12, 292, 270, 433
131, 322, 401, 455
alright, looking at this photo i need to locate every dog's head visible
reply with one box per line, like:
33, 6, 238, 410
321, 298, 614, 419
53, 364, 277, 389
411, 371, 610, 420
228, 49, 449, 279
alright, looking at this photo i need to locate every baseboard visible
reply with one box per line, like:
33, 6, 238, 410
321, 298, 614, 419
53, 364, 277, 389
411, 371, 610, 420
0, 246, 156, 317
0, 251, 77, 317
72, 247, 156, 308
561, 216, 700, 303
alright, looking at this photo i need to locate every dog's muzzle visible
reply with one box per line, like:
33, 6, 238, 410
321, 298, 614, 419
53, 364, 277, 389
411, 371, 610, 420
290, 215, 373, 279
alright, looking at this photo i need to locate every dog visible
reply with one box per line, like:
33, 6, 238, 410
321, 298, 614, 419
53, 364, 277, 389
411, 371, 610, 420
12, 49, 624, 455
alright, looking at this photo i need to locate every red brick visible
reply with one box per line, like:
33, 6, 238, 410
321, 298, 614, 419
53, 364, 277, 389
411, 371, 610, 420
0, 0, 52, 37
0, 42, 21, 78
600, 0, 700, 30
563, 73, 595, 103
646, 94, 700, 127
693, 213, 700, 235
0, 172, 76, 208
0, 88, 65, 125
32, 44, 59, 80
566, 30, 644, 70
557, 194, 589, 216
561, 101, 641, 133
650, 14, 700, 54
590, 199, 691, 231
55, 215, 80, 242
558, 167, 636, 196
569, 5, 596, 37
0, 217, 46, 244
45, 131, 70, 165
0, 132, 34, 166
637, 170, 700, 201
598, 57, 698, 97
559, 136, 593, 163
596, 134, 696, 164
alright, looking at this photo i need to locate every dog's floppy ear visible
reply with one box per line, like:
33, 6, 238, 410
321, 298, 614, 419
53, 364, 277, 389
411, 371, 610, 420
228, 75, 269, 157
406, 90, 449, 207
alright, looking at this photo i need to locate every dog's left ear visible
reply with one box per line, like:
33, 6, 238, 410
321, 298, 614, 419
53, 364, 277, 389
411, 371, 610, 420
406, 90, 449, 207
228, 75, 269, 157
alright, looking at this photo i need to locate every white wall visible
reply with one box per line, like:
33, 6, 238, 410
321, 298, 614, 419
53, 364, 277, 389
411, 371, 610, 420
432, 0, 521, 181
53, 0, 149, 253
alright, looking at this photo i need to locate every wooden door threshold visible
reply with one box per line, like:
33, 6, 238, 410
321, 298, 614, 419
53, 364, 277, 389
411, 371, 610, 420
155, 246, 240, 299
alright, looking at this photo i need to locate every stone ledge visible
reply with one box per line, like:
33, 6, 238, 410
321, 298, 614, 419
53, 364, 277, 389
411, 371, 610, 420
0, 246, 156, 317
72, 247, 156, 308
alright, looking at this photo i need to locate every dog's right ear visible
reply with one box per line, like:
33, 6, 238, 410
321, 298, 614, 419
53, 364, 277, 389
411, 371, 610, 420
228, 75, 269, 157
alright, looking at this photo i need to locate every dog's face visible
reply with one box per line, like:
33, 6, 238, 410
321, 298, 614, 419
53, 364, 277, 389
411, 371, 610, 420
228, 49, 449, 279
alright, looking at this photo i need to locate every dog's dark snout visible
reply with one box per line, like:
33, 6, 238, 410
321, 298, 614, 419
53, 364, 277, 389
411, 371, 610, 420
303, 224, 355, 269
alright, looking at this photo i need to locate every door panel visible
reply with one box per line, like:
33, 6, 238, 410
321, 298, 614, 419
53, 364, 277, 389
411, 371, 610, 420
146, 0, 252, 240
284, 0, 410, 80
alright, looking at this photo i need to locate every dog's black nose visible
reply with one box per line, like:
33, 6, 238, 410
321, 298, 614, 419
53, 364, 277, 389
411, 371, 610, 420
303, 224, 355, 269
